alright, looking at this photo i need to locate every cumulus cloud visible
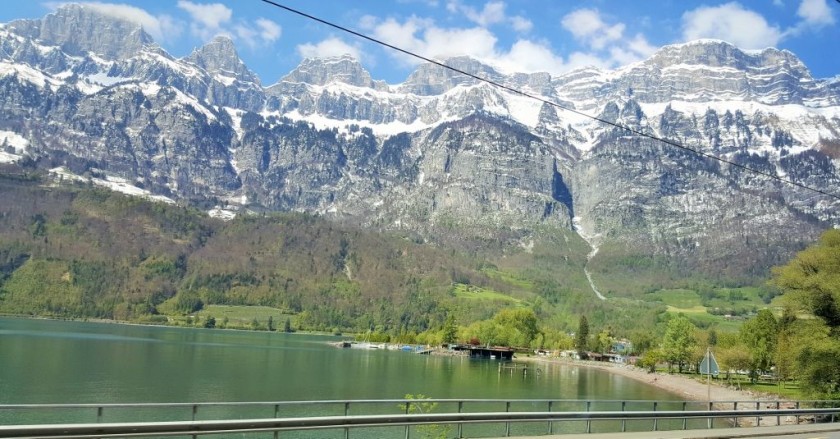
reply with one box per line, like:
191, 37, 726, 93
796, 0, 835, 27
462, 1, 506, 26
362, 16, 498, 66
509, 16, 533, 33
176, 1, 280, 49
559, 8, 657, 69
356, 15, 575, 75
177, 0, 232, 40
256, 18, 282, 43
447, 1, 533, 33
297, 37, 362, 60
681, 3, 783, 49
561, 8, 624, 50
49, 2, 182, 43
496, 39, 569, 73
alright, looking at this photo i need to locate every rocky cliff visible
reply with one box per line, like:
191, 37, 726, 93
1, 5, 838, 290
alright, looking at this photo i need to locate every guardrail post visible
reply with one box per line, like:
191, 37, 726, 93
755, 401, 760, 426
273, 404, 280, 439
405, 400, 411, 439
795, 401, 800, 425
191, 404, 198, 439
505, 401, 511, 437
733, 401, 738, 427
458, 401, 464, 438
96, 406, 103, 423
776, 401, 781, 426
621, 401, 626, 432
547, 401, 553, 435
683, 401, 687, 430
653, 402, 658, 431
586, 401, 591, 434
707, 402, 713, 429
345, 402, 351, 439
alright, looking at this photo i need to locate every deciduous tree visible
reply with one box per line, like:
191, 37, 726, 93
661, 315, 697, 373
772, 229, 840, 329
740, 309, 778, 379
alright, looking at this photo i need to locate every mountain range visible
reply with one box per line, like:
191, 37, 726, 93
1, 4, 839, 296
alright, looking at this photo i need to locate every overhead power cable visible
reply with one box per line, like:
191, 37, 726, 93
258, 0, 840, 202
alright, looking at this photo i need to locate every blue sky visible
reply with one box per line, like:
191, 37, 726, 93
2, 1, 838, 85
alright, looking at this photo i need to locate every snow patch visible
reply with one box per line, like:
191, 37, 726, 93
282, 109, 439, 136
208, 207, 237, 220
0, 62, 60, 89
573, 216, 606, 301
504, 92, 542, 127
48, 167, 176, 205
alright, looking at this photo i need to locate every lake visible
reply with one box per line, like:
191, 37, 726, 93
0, 317, 683, 436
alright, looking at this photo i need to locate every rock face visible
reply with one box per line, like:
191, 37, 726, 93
1, 5, 839, 284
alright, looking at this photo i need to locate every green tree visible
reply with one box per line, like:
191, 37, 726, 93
707, 329, 717, 346
797, 331, 840, 399
203, 315, 216, 329
716, 344, 752, 386
575, 315, 589, 355
771, 230, 840, 398
492, 308, 539, 347
283, 318, 292, 333
740, 309, 777, 380
628, 329, 656, 355
638, 348, 663, 373
268, 316, 275, 332
595, 328, 613, 354
399, 394, 451, 439
772, 229, 840, 329
661, 315, 697, 373
441, 314, 458, 345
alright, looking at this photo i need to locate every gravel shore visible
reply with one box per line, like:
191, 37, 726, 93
516, 356, 805, 426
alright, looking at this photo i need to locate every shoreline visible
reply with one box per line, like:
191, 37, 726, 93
517, 356, 773, 403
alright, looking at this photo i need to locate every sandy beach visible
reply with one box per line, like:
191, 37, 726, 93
521, 356, 770, 401
518, 356, 800, 426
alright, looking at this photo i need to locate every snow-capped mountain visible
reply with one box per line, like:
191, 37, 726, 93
1, 4, 838, 282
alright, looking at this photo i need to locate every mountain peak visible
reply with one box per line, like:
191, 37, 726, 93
398, 56, 503, 96
185, 35, 259, 84
649, 39, 808, 74
280, 55, 377, 88
8, 4, 155, 60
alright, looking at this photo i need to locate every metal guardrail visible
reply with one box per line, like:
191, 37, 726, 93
2, 409, 840, 438
1, 399, 839, 438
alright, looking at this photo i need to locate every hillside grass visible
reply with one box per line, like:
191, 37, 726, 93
648, 287, 775, 331
194, 305, 294, 325
451, 283, 523, 304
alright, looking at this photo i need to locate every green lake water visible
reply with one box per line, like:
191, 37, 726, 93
0, 317, 691, 436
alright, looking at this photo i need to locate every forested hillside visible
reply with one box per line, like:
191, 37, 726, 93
0, 164, 667, 333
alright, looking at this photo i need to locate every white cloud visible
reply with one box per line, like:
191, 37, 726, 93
681, 3, 783, 49
50, 2, 182, 43
797, 0, 835, 27
510, 16, 533, 33
561, 8, 625, 50
496, 39, 568, 73
359, 15, 572, 74
256, 18, 282, 43
462, 1, 506, 27
177, 0, 232, 41
446, 1, 533, 32
557, 8, 657, 69
176, 1, 280, 49
297, 37, 362, 60
365, 16, 498, 66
